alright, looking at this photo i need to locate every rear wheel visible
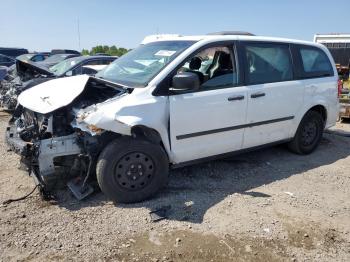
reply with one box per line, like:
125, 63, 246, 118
96, 137, 169, 203
288, 111, 324, 154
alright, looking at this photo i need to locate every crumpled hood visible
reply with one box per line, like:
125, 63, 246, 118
18, 75, 90, 114
16, 59, 54, 78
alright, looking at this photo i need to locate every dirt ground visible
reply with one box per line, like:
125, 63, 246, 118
0, 111, 349, 262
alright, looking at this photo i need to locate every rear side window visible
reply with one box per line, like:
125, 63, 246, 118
86, 60, 101, 66
243, 43, 293, 85
297, 46, 333, 78
32, 55, 45, 62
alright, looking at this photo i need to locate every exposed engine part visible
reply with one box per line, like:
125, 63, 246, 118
6, 77, 125, 199
37, 134, 82, 177
0, 77, 22, 110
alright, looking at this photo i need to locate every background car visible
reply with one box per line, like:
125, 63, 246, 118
0, 54, 16, 67
48, 55, 117, 77
0, 66, 8, 80
16, 53, 50, 63
35, 53, 80, 68
51, 49, 80, 55
0, 47, 28, 58
0, 55, 118, 110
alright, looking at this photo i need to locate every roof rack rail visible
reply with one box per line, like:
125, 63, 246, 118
207, 31, 255, 36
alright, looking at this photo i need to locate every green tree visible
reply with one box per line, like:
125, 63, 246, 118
83, 45, 130, 57
81, 49, 90, 56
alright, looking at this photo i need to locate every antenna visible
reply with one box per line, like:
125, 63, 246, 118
77, 17, 81, 50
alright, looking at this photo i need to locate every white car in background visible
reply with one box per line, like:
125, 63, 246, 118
7, 32, 339, 203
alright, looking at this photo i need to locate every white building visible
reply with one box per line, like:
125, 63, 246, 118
314, 34, 350, 48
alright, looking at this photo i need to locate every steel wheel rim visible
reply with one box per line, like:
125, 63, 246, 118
301, 121, 318, 146
114, 152, 155, 190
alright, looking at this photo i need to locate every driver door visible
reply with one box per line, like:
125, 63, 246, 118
169, 44, 248, 163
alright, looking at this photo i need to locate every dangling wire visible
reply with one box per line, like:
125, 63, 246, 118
2, 185, 39, 205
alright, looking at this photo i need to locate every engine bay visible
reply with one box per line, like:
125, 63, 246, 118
7, 76, 126, 198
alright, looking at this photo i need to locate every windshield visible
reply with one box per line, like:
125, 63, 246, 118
43, 54, 71, 64
49, 56, 85, 76
96, 41, 195, 87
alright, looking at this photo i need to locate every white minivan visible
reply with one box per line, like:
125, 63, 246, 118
7, 32, 339, 203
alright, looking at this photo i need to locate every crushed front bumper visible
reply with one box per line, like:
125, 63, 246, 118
6, 123, 82, 186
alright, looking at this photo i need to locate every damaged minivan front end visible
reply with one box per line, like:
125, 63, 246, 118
6, 39, 195, 203
6, 74, 130, 199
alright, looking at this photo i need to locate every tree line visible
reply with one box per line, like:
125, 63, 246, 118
82, 45, 130, 57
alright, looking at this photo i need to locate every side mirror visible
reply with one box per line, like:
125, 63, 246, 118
172, 72, 200, 91
65, 70, 73, 76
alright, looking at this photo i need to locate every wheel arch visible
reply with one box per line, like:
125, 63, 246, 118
291, 103, 328, 138
130, 125, 170, 158
307, 104, 327, 125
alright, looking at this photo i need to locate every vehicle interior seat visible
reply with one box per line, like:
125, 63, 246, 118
187, 57, 204, 83
212, 53, 233, 78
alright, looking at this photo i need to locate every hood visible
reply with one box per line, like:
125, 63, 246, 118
18, 75, 90, 114
16, 59, 54, 78
35, 61, 56, 68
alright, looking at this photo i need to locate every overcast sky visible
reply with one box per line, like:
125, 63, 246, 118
1, 0, 349, 52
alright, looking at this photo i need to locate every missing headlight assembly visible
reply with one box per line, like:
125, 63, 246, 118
6, 75, 127, 199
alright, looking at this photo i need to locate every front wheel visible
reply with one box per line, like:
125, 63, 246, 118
288, 111, 324, 155
96, 137, 169, 203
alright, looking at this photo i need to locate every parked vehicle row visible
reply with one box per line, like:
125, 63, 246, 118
0, 47, 29, 58
0, 55, 117, 110
4, 32, 339, 204
314, 34, 350, 120
0, 54, 16, 67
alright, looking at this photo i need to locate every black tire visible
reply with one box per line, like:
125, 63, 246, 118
288, 111, 324, 155
96, 137, 169, 203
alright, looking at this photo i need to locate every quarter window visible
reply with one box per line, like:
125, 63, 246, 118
299, 47, 333, 77
244, 43, 293, 85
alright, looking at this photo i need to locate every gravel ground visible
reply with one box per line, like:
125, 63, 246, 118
0, 111, 349, 261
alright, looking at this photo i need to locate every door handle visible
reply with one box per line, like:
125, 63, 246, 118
251, 92, 265, 98
227, 95, 245, 101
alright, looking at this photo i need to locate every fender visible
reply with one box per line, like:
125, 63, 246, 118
73, 90, 174, 160
291, 100, 329, 138
290, 75, 338, 137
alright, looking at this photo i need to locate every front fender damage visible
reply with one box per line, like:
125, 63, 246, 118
10, 76, 170, 201
71, 94, 171, 161
72, 102, 133, 137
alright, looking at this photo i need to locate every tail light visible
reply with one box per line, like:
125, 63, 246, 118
338, 79, 343, 98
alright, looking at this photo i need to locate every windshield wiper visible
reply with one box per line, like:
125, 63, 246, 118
94, 76, 130, 90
